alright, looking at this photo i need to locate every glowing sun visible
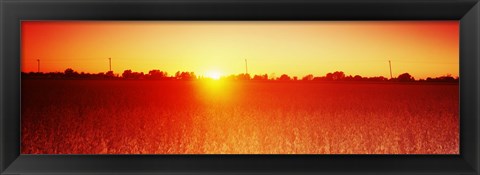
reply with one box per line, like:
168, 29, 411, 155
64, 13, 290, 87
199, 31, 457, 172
206, 71, 221, 80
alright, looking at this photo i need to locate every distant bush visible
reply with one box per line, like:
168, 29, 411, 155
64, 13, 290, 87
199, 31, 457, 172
397, 73, 415, 82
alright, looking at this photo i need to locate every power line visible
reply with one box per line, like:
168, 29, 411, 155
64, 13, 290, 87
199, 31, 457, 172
37, 59, 40, 73
245, 59, 248, 74
389, 60, 393, 79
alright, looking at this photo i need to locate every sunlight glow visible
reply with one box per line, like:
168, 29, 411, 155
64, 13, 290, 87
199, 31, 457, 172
206, 71, 221, 80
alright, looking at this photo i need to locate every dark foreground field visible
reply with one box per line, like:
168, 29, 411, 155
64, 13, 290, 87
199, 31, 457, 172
21, 80, 459, 154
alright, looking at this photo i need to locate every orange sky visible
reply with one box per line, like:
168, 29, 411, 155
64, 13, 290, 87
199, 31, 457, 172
21, 21, 459, 79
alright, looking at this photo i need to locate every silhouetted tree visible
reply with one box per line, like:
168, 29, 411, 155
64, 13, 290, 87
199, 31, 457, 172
324, 71, 345, 81
332, 71, 345, 80
325, 73, 333, 81
64, 68, 78, 78
148, 70, 168, 79
236, 73, 251, 80
344, 75, 353, 81
175, 71, 196, 80
397, 73, 414, 82
64, 68, 74, 75
123, 70, 133, 79
278, 74, 291, 81
302, 74, 314, 81
106, 71, 115, 78
122, 70, 145, 79
133, 72, 145, 79
262, 74, 269, 80
353, 75, 363, 81
175, 71, 181, 79
253, 74, 268, 81
425, 74, 457, 82
438, 75, 455, 82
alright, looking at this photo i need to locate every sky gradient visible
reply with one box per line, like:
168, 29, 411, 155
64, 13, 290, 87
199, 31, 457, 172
21, 21, 459, 79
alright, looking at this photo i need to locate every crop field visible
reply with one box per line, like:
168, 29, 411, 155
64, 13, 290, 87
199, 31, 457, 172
21, 80, 459, 154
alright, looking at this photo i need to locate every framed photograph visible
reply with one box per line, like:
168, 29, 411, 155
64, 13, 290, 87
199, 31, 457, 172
1, 0, 479, 174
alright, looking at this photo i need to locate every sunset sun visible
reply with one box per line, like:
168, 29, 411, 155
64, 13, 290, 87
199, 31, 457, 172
206, 71, 221, 80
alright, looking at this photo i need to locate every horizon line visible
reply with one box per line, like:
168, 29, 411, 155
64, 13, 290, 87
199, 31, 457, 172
21, 69, 459, 80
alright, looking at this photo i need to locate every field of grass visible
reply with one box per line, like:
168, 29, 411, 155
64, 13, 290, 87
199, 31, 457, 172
21, 80, 459, 154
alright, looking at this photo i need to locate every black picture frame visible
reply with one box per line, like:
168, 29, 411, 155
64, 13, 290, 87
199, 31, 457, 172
1, 0, 479, 174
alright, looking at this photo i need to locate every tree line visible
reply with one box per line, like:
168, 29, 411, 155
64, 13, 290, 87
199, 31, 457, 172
21, 68, 459, 83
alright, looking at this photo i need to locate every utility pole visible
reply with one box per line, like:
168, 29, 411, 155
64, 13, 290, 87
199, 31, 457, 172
245, 59, 248, 75
389, 60, 393, 79
37, 59, 40, 73
108, 58, 112, 72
